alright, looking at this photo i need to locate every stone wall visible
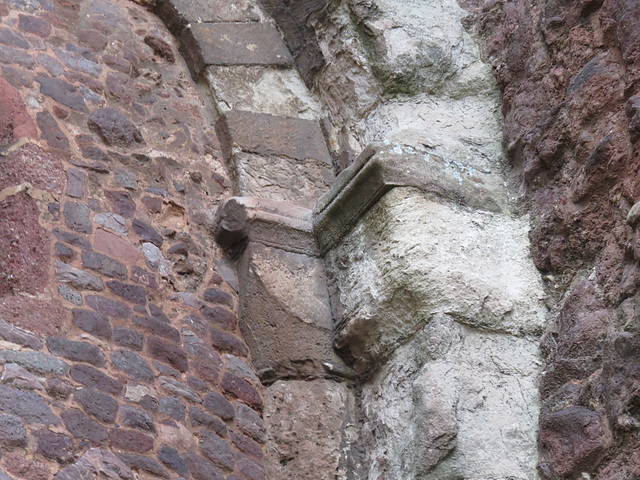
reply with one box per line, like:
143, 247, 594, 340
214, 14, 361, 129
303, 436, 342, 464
457, 0, 640, 477
0, 0, 265, 478
2, 0, 640, 479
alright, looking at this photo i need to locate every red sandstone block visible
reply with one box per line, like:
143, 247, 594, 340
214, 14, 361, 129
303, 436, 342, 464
216, 109, 332, 164
94, 229, 140, 264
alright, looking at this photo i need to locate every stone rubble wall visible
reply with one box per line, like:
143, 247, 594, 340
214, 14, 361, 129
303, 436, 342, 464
0, 0, 266, 479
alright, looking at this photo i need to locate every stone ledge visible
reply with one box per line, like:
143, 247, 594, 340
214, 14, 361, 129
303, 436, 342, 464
179, 23, 293, 78
213, 196, 318, 256
313, 142, 509, 254
215, 110, 332, 165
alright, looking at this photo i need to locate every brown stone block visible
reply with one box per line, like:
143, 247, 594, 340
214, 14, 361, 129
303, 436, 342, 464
155, 0, 261, 35
236, 242, 346, 382
216, 109, 331, 164
109, 428, 154, 453
179, 23, 292, 78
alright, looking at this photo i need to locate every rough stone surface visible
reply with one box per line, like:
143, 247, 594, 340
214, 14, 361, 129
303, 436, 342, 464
0, 385, 59, 425
111, 350, 154, 381
71, 308, 113, 339
264, 380, 356, 480
46, 337, 106, 367
180, 22, 292, 77
0, 413, 27, 448
55, 448, 134, 480
217, 110, 331, 165
88, 108, 145, 148
61, 409, 109, 445
156, 0, 262, 35
0, 349, 68, 375
205, 66, 323, 120
70, 364, 122, 395
237, 242, 343, 381
82, 251, 128, 280
63, 201, 92, 234
326, 187, 547, 373
75, 387, 119, 423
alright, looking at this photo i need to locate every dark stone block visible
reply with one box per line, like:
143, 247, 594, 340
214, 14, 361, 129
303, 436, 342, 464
210, 328, 248, 357
132, 218, 163, 247
46, 378, 74, 400
179, 22, 292, 78
0, 45, 35, 68
53, 227, 92, 250
18, 14, 51, 37
109, 428, 154, 453
0, 317, 43, 350
203, 288, 234, 308
204, 392, 234, 421
158, 446, 189, 477
0, 414, 27, 448
119, 406, 156, 432
183, 453, 224, 480
61, 409, 109, 445
236, 452, 266, 480
200, 430, 235, 471
189, 406, 227, 437
231, 431, 263, 459
37, 110, 69, 150
70, 364, 122, 396
66, 168, 85, 198
0, 385, 59, 425
46, 337, 106, 367
159, 397, 185, 421
82, 251, 128, 280
74, 388, 118, 423
111, 349, 154, 381
55, 241, 75, 261
107, 281, 147, 305
0, 27, 29, 49
36, 76, 88, 112
113, 327, 144, 351
34, 430, 74, 463
130, 266, 160, 290
147, 336, 188, 372
71, 308, 113, 339
119, 454, 169, 478
85, 295, 131, 319
133, 315, 180, 342
88, 108, 145, 148
56, 261, 104, 291
202, 306, 237, 331
104, 190, 137, 218
235, 402, 266, 443
63, 201, 92, 233
221, 372, 262, 408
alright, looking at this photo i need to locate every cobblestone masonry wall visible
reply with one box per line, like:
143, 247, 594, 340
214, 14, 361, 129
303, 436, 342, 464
0, 0, 268, 478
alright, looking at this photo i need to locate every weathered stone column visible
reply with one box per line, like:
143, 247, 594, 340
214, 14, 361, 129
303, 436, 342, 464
314, 144, 548, 479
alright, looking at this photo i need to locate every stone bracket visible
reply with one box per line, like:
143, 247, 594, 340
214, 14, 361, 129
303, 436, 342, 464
213, 196, 319, 257
313, 142, 509, 254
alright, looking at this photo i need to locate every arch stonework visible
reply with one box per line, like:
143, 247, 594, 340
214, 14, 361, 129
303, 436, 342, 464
1, 0, 639, 479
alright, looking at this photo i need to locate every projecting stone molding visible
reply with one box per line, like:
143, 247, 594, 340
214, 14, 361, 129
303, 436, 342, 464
314, 144, 547, 479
